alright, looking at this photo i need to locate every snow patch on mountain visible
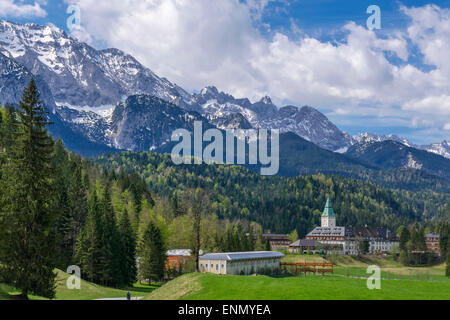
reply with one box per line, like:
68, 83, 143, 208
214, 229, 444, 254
405, 152, 423, 170
353, 132, 449, 159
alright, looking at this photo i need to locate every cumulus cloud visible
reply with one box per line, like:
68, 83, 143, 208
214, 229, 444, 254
403, 95, 450, 115
66, 1, 449, 141
0, 0, 47, 18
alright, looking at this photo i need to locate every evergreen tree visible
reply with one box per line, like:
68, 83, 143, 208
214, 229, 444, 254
98, 185, 122, 287
118, 210, 137, 286
75, 190, 103, 283
399, 227, 410, 251
0, 79, 56, 299
189, 189, 206, 272
0, 105, 16, 153
138, 221, 166, 284
438, 222, 449, 262
265, 238, 272, 251
446, 239, 450, 277
55, 186, 74, 268
68, 161, 88, 245
52, 140, 74, 268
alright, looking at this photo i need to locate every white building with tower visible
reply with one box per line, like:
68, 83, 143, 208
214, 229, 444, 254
304, 198, 398, 255
321, 198, 336, 227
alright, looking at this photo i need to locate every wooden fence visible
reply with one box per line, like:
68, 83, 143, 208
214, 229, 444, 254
281, 262, 334, 275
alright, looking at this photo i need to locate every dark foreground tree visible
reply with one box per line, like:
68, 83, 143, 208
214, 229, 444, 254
446, 247, 450, 277
75, 190, 103, 283
118, 210, 137, 286
265, 238, 272, 251
0, 79, 56, 299
438, 222, 449, 263
190, 189, 206, 272
138, 221, 165, 284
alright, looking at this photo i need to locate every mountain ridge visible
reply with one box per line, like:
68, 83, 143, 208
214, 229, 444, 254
0, 19, 448, 184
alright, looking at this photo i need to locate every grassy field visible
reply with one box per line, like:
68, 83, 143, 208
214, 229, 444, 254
0, 269, 159, 300
1, 255, 448, 300
146, 272, 449, 300
146, 254, 450, 300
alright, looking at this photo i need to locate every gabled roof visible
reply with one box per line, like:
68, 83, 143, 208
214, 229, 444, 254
322, 197, 335, 217
199, 251, 285, 261
289, 239, 317, 247
307, 227, 345, 237
345, 227, 397, 240
262, 234, 289, 239
166, 249, 203, 256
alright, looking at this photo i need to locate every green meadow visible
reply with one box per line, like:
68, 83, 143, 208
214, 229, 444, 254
0, 269, 159, 300
146, 272, 449, 300
1, 255, 448, 300
146, 255, 450, 300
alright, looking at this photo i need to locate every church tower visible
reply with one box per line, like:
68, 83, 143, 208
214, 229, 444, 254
321, 197, 336, 227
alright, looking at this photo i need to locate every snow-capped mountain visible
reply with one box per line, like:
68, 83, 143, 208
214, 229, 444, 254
109, 95, 208, 151
0, 52, 55, 110
56, 95, 207, 152
353, 132, 449, 159
192, 86, 354, 151
417, 141, 450, 159
55, 105, 111, 146
346, 140, 450, 180
0, 20, 197, 110
353, 133, 412, 147
259, 105, 355, 151
0, 20, 446, 160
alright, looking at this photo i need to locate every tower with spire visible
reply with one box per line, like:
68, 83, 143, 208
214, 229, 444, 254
321, 197, 336, 228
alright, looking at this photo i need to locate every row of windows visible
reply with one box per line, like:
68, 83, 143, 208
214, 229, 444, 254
200, 263, 225, 270
200, 260, 280, 270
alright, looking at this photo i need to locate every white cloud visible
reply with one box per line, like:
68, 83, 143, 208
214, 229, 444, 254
0, 0, 47, 18
402, 4, 450, 78
403, 95, 450, 115
68, 1, 450, 141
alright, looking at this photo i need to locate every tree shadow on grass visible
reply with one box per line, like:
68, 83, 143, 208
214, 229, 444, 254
128, 282, 162, 294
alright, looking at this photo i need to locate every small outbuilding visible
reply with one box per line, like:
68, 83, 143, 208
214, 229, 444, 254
288, 239, 318, 254
166, 249, 203, 272
199, 251, 285, 275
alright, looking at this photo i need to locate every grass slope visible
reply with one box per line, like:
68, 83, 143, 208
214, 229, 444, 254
146, 255, 450, 300
147, 273, 449, 300
1, 269, 158, 300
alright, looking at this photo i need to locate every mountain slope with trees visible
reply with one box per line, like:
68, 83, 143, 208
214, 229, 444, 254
96, 151, 450, 237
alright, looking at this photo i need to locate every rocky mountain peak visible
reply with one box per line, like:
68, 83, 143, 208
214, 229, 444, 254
0, 20, 196, 109
259, 95, 273, 105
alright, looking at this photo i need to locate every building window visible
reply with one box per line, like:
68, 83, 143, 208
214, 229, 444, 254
216, 264, 219, 270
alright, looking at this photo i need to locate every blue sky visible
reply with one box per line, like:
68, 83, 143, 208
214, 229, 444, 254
1, 0, 450, 144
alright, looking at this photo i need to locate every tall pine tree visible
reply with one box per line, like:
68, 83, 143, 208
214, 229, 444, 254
0, 79, 56, 299
118, 209, 137, 286
98, 185, 123, 287
75, 190, 103, 283
67, 161, 88, 255
138, 221, 166, 284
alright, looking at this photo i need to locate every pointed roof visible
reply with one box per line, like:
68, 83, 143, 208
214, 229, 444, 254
322, 198, 335, 217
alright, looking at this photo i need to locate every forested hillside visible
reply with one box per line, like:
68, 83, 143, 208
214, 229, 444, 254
96, 151, 450, 237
